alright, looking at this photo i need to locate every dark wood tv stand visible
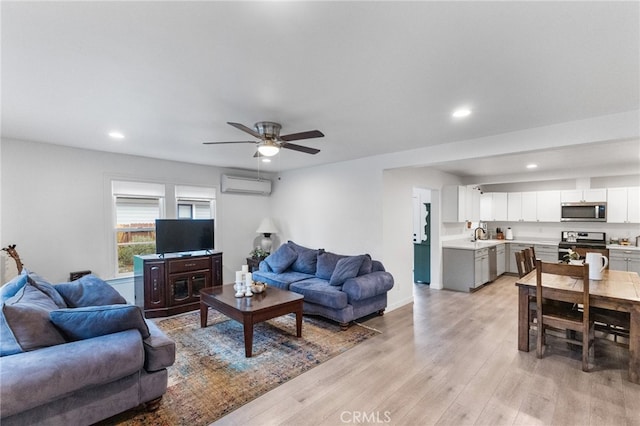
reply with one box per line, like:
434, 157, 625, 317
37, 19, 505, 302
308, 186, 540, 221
134, 251, 223, 318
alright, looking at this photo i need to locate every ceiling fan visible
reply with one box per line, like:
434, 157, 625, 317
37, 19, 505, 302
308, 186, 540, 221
203, 121, 324, 157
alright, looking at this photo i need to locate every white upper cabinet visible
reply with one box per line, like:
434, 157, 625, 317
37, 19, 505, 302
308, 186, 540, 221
480, 192, 508, 221
508, 192, 537, 222
442, 185, 466, 222
561, 189, 607, 203
536, 190, 561, 222
607, 187, 640, 223
443, 185, 480, 223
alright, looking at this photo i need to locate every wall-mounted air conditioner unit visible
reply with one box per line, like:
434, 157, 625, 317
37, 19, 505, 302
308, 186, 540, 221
220, 174, 272, 195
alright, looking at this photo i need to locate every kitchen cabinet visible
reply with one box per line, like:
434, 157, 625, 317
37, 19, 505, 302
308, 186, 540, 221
507, 192, 537, 222
609, 249, 640, 275
536, 191, 561, 222
561, 189, 607, 203
474, 248, 490, 287
508, 243, 532, 274
496, 244, 506, 276
533, 243, 559, 263
607, 187, 640, 223
443, 247, 490, 292
442, 185, 480, 223
480, 192, 508, 221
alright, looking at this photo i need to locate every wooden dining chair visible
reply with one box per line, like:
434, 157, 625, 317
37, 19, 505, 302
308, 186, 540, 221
514, 250, 527, 278
523, 247, 536, 273
536, 260, 595, 372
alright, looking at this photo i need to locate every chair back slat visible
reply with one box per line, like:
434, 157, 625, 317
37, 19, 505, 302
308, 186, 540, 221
515, 251, 526, 278
524, 248, 536, 272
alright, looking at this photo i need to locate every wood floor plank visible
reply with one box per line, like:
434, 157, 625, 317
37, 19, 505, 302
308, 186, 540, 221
213, 275, 640, 426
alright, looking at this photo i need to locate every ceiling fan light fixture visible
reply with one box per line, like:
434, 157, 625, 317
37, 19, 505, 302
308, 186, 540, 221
257, 141, 280, 157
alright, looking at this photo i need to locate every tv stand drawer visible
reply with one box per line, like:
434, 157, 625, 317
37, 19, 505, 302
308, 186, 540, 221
168, 257, 211, 274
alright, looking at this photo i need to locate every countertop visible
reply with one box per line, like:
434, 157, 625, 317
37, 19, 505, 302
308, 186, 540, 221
607, 244, 640, 252
442, 239, 640, 251
442, 237, 559, 251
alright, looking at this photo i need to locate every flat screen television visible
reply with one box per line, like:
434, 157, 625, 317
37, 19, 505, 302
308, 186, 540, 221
155, 219, 214, 255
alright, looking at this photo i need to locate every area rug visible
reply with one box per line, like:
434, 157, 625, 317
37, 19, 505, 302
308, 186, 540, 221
100, 309, 379, 425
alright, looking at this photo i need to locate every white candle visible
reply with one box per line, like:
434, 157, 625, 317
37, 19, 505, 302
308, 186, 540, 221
242, 265, 249, 273
235, 271, 243, 283
245, 272, 252, 286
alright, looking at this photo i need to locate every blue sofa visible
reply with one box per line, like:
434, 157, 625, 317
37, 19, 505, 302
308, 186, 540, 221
0, 271, 175, 426
252, 241, 394, 328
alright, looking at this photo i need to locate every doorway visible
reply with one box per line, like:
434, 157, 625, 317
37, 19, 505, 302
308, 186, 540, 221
413, 188, 431, 284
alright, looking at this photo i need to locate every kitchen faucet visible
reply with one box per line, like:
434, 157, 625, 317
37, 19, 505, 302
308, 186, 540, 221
472, 226, 486, 242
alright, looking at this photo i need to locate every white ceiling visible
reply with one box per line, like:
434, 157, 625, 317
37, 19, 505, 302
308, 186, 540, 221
2, 1, 639, 177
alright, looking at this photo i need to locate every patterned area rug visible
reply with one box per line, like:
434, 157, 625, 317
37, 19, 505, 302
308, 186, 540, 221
101, 309, 379, 425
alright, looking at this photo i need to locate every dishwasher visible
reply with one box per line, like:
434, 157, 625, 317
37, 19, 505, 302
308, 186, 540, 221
488, 246, 498, 282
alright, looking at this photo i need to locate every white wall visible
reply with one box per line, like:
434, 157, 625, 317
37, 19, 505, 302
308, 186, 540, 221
1, 138, 273, 282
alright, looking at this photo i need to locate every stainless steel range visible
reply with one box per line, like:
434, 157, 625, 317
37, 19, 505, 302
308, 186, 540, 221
558, 231, 607, 261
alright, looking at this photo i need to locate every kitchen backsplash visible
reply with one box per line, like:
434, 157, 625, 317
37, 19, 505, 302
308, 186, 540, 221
486, 221, 640, 244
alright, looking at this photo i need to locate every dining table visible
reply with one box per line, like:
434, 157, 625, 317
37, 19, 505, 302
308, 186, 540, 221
515, 268, 640, 384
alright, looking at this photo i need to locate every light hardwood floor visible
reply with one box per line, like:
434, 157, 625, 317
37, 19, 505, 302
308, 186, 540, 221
213, 275, 640, 425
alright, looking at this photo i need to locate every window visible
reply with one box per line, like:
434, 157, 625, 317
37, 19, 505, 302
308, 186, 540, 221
112, 181, 165, 275
175, 185, 216, 220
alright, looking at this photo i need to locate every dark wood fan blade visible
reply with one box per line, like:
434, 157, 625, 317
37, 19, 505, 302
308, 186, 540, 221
279, 130, 324, 141
281, 142, 320, 155
203, 141, 256, 145
227, 122, 262, 139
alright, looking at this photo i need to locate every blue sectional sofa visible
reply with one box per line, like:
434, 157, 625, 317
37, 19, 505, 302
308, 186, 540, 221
0, 271, 175, 425
252, 241, 394, 328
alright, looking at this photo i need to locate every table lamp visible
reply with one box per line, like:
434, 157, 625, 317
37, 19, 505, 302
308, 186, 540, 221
256, 218, 279, 253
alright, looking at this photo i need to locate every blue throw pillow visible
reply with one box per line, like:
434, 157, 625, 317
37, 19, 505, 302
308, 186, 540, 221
287, 241, 320, 275
316, 251, 345, 280
54, 274, 126, 308
264, 244, 298, 274
0, 272, 28, 303
26, 271, 67, 308
358, 254, 373, 276
2, 284, 66, 353
329, 255, 366, 286
50, 304, 150, 341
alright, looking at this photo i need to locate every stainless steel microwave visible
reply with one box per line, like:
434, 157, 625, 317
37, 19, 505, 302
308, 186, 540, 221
560, 202, 607, 222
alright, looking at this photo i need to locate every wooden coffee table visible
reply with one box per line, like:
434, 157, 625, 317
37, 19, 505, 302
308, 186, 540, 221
199, 284, 304, 357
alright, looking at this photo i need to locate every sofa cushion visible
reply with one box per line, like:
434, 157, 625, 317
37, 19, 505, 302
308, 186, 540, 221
316, 251, 346, 280
263, 244, 298, 274
26, 271, 67, 308
50, 304, 150, 341
251, 270, 314, 290
329, 255, 366, 286
54, 274, 126, 307
287, 241, 320, 275
143, 320, 176, 372
2, 284, 66, 352
289, 278, 349, 309
0, 329, 144, 418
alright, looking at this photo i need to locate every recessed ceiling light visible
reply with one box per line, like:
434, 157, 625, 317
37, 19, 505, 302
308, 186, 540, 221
108, 131, 125, 139
261, 158, 271, 163
526, 163, 538, 169
452, 108, 472, 118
